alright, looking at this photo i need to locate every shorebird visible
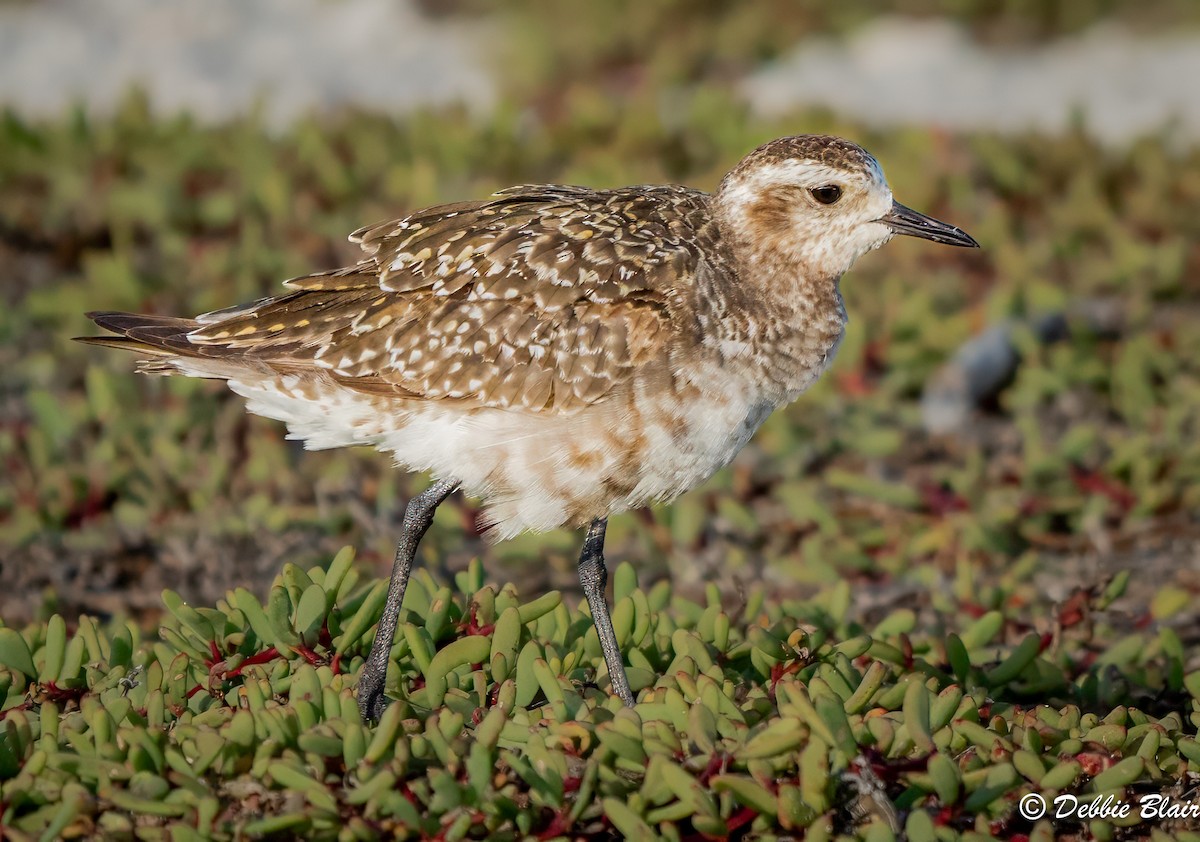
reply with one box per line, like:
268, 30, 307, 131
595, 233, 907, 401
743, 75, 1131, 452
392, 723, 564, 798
78, 135, 978, 720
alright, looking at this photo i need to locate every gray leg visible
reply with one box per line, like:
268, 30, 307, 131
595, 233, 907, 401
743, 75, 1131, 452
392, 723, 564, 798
578, 518, 636, 707
358, 479, 458, 721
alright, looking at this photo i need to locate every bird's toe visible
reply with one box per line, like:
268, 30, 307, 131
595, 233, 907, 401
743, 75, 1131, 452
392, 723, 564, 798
357, 667, 390, 723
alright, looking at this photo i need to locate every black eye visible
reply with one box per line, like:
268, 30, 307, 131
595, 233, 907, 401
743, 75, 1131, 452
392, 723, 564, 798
810, 185, 842, 205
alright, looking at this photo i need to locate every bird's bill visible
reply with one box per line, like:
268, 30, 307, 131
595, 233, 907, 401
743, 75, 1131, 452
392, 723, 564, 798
881, 201, 979, 248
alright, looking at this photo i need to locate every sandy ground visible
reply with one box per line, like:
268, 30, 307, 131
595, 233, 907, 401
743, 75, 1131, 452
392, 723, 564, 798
742, 17, 1200, 145
0, 0, 495, 125
1, 3, 1198, 143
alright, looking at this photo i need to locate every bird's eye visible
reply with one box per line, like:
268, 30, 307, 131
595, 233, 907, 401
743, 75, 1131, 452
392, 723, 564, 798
810, 185, 842, 205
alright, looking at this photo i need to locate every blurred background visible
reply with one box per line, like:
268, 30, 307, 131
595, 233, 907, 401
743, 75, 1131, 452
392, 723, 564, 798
1, 1, 1198, 636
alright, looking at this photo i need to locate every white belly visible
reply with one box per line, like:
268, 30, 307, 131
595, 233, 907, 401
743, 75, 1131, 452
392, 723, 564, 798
226, 365, 781, 540
618, 377, 774, 510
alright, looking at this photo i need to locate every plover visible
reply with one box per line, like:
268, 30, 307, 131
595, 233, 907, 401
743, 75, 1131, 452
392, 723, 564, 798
78, 135, 978, 719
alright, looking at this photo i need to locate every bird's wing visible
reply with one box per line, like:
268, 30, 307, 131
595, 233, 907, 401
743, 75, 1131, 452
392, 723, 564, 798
185, 185, 712, 411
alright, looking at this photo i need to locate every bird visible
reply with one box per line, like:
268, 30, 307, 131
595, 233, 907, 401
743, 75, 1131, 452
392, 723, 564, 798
77, 134, 978, 721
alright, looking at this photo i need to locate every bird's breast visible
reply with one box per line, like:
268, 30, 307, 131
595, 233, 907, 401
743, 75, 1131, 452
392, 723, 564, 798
613, 364, 781, 503
712, 303, 848, 403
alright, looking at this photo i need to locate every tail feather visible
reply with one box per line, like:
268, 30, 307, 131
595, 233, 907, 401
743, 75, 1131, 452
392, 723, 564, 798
75, 309, 315, 380
85, 311, 199, 334
72, 335, 176, 356
75, 311, 213, 368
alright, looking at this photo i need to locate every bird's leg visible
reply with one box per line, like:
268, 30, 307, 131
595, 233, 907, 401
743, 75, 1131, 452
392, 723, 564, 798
358, 479, 458, 722
577, 517, 636, 707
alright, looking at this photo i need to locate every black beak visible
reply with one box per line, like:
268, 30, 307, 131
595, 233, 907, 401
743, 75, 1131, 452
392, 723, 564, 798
882, 201, 979, 248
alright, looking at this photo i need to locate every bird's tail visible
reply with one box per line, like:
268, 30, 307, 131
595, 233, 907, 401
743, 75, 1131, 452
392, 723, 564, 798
75, 311, 242, 376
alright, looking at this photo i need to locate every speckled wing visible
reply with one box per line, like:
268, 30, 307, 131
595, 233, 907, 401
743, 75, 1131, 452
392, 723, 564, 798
187, 185, 712, 412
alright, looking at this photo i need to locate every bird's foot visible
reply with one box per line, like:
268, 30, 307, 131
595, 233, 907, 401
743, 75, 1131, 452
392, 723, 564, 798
357, 664, 391, 723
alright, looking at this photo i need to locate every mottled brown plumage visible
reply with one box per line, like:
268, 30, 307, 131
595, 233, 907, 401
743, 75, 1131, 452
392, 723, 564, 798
112, 184, 718, 413
79, 135, 978, 715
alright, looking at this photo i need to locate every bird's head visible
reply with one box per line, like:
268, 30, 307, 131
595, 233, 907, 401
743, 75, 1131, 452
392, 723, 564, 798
715, 135, 978, 280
